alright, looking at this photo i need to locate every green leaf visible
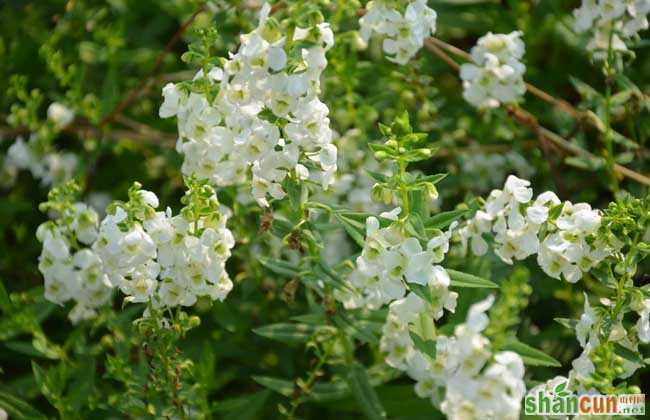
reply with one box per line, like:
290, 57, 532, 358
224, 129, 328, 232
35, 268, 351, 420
0, 278, 10, 311
253, 322, 333, 344
613, 343, 645, 366
345, 362, 387, 420
405, 213, 427, 239
258, 257, 302, 278
409, 189, 428, 219
447, 269, 498, 289
252, 376, 293, 397
31, 361, 55, 402
408, 283, 432, 304
408, 331, 436, 360
4, 341, 53, 359
365, 170, 388, 183
502, 339, 562, 367
282, 176, 306, 211
333, 314, 379, 345
271, 216, 294, 237
253, 365, 399, 405
425, 209, 468, 230
0, 390, 46, 419
216, 390, 272, 420
569, 76, 600, 102
65, 356, 95, 410
554, 318, 578, 330
418, 173, 447, 184
334, 212, 366, 248
311, 262, 348, 291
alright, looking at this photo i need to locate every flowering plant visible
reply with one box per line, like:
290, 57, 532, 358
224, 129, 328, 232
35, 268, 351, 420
0, 1, 649, 419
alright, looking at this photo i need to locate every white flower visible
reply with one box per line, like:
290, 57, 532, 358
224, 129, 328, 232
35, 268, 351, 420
359, 0, 437, 64
576, 294, 598, 347
380, 207, 402, 221
72, 203, 99, 245
162, 4, 337, 206
635, 298, 650, 343
43, 262, 80, 305
461, 32, 526, 109
457, 175, 607, 284
47, 102, 75, 129
457, 210, 491, 256
573, 0, 650, 60
138, 189, 160, 208
159, 83, 182, 118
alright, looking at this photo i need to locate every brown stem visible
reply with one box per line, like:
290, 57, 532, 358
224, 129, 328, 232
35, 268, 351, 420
426, 37, 586, 121
98, 4, 208, 128
423, 37, 650, 187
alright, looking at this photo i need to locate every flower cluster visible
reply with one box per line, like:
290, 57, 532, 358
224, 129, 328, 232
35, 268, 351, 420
160, 3, 337, 207
359, 0, 437, 64
457, 175, 617, 283
36, 185, 111, 324
335, 213, 458, 311
37, 179, 236, 322
573, 0, 650, 60
94, 181, 235, 309
3, 134, 77, 187
381, 295, 526, 418
460, 31, 526, 109
46, 102, 75, 129
2, 103, 77, 187
560, 295, 645, 393
537, 201, 617, 283
379, 289, 458, 378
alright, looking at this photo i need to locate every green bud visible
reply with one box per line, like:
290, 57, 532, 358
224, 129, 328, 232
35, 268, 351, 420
400, 90, 416, 106
385, 139, 398, 149
188, 315, 201, 329
382, 188, 393, 205
351, 31, 368, 50
374, 151, 388, 161
628, 385, 641, 394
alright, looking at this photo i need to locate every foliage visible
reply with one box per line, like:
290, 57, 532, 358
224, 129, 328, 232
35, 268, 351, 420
0, 1, 649, 419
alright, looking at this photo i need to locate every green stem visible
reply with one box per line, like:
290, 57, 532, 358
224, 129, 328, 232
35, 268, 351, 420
398, 160, 409, 215
602, 25, 619, 193
286, 347, 330, 420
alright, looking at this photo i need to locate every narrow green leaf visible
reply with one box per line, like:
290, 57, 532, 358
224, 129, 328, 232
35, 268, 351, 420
502, 339, 561, 367
409, 189, 428, 219
554, 317, 577, 330
408, 283, 432, 304
4, 341, 52, 359
253, 323, 333, 344
408, 331, 436, 360
418, 173, 447, 184
251, 376, 293, 397
0, 390, 46, 419
65, 356, 95, 410
258, 257, 302, 278
271, 216, 294, 237
334, 213, 366, 248
0, 278, 10, 311
345, 363, 387, 420
333, 314, 379, 345
613, 343, 645, 366
447, 269, 498, 289
425, 209, 468, 230
366, 170, 388, 183
218, 390, 272, 420
282, 176, 306, 211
